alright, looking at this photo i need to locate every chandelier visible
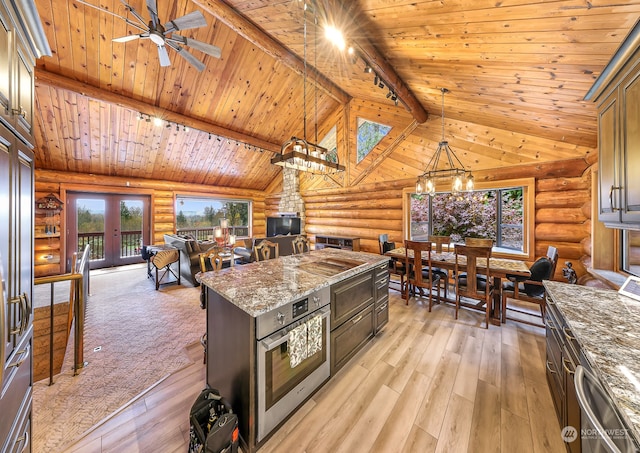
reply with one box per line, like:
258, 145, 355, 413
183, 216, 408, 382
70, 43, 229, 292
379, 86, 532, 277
415, 88, 473, 195
271, 2, 345, 175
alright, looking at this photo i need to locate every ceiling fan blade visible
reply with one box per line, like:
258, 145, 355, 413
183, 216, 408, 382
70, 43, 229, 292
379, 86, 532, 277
119, 0, 148, 28
168, 35, 221, 59
75, 0, 147, 31
166, 41, 205, 72
146, 0, 159, 28
157, 45, 171, 67
163, 11, 207, 34
112, 33, 146, 43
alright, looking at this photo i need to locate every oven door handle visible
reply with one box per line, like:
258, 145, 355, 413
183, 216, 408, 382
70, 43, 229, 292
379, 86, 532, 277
260, 306, 330, 352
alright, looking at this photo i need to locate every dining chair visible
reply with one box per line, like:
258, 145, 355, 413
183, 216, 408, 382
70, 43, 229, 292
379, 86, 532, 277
462, 237, 493, 283
404, 240, 441, 309
464, 237, 494, 247
379, 234, 407, 297
199, 247, 224, 273
292, 236, 310, 254
254, 239, 279, 261
429, 235, 451, 298
501, 245, 559, 327
454, 244, 493, 328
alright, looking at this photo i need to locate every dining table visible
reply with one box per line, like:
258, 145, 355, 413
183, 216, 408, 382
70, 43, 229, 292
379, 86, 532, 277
385, 247, 531, 326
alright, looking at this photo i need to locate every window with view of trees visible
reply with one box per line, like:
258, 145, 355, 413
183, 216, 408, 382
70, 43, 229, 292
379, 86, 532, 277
357, 118, 391, 163
409, 187, 525, 252
175, 197, 251, 240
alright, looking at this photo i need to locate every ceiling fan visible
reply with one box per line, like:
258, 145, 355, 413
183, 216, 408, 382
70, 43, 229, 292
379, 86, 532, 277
76, 0, 221, 71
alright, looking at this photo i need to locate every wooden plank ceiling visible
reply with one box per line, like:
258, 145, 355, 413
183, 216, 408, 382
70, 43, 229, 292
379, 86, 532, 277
32, 0, 640, 191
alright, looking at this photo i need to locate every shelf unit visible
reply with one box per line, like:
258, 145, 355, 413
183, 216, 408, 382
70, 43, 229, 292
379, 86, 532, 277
314, 235, 360, 252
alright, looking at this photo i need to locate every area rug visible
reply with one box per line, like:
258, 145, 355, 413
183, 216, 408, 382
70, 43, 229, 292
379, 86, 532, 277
31, 264, 204, 452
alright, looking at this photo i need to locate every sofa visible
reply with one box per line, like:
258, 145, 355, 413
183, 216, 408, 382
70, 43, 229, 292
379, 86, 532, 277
233, 234, 307, 264
163, 234, 218, 286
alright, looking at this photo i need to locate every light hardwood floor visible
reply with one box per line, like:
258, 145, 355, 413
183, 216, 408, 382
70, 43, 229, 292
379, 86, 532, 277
64, 289, 566, 453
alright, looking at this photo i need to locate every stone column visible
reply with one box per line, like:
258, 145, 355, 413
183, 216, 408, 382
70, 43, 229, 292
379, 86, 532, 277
278, 168, 305, 230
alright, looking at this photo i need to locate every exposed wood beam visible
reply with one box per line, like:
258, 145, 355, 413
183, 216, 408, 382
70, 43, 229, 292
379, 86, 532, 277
192, 0, 351, 105
322, 0, 429, 124
350, 120, 419, 186
34, 69, 282, 154
353, 39, 428, 124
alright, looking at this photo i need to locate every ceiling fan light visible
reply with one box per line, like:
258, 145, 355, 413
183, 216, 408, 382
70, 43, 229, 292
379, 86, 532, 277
149, 31, 165, 46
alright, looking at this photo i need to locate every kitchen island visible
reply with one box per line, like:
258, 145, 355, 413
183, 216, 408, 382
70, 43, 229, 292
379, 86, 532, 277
543, 280, 640, 450
197, 248, 390, 452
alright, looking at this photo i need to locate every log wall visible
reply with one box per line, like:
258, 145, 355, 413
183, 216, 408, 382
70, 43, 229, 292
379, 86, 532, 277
35, 170, 266, 277
293, 158, 593, 281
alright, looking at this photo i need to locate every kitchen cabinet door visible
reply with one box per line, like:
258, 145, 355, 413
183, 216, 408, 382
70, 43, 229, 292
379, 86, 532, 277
597, 91, 620, 223
12, 37, 35, 144
0, 2, 12, 129
622, 69, 640, 223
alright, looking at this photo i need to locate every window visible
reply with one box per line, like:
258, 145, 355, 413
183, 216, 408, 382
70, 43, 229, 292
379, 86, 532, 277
319, 125, 339, 164
356, 118, 391, 163
404, 178, 534, 259
175, 196, 251, 240
622, 230, 640, 277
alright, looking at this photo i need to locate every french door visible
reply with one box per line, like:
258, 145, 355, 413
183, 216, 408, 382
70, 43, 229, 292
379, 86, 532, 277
66, 192, 151, 270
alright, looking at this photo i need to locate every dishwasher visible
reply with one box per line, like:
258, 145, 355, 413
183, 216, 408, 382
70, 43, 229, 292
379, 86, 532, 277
574, 365, 639, 453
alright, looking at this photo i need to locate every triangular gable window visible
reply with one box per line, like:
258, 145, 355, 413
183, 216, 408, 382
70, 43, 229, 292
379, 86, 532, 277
357, 118, 391, 163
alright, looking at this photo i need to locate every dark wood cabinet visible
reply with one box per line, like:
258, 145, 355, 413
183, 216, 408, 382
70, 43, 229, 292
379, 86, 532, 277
374, 263, 389, 333
330, 270, 374, 374
587, 21, 640, 228
545, 295, 581, 453
315, 235, 361, 252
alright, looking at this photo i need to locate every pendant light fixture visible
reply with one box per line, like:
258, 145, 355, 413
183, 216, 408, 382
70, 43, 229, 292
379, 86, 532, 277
271, 1, 345, 175
415, 88, 473, 196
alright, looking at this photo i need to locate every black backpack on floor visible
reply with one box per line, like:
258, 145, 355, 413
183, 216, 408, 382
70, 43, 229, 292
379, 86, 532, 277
188, 387, 239, 453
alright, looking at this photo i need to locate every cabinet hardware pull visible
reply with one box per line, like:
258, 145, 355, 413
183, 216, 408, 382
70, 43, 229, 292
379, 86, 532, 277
546, 360, 557, 374
563, 327, 576, 341
378, 303, 388, 311
609, 185, 621, 212
8, 345, 30, 368
20, 293, 30, 334
352, 314, 363, 324
547, 319, 556, 330
17, 430, 29, 452
11, 107, 26, 118
562, 358, 575, 376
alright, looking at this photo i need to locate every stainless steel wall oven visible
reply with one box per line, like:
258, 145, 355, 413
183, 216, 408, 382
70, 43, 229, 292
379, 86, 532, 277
256, 286, 331, 442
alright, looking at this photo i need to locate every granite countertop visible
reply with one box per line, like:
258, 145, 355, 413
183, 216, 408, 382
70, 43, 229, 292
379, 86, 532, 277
543, 280, 640, 440
197, 248, 389, 317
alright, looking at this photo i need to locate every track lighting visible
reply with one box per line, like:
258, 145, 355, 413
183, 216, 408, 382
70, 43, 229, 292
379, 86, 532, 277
363, 64, 372, 73
374, 75, 379, 85
378, 80, 384, 89
386, 90, 392, 99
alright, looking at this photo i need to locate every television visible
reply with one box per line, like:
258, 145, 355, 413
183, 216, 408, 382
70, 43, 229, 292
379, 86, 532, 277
266, 216, 301, 237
